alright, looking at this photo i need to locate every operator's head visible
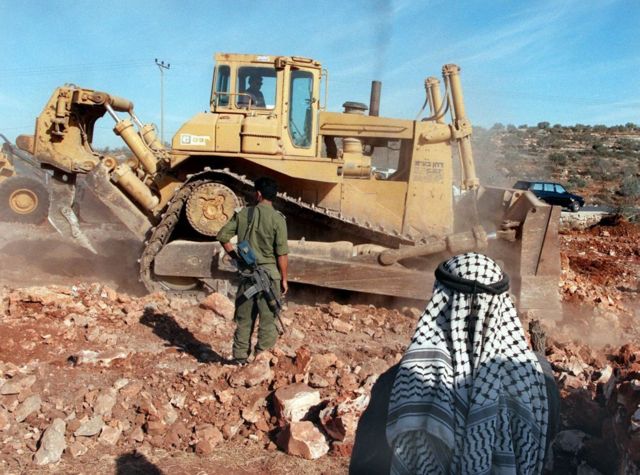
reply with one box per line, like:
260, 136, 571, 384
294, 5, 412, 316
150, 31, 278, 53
248, 74, 263, 89
255, 176, 278, 201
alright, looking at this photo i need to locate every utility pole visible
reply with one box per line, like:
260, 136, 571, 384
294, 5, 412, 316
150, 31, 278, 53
155, 58, 170, 144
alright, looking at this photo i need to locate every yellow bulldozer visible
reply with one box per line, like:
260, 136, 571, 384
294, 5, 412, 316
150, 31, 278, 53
7, 53, 561, 317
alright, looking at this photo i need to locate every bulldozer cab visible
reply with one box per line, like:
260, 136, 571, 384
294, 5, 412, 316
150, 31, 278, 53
209, 53, 321, 156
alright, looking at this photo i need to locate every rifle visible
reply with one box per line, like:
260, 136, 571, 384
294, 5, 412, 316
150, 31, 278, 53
235, 240, 287, 335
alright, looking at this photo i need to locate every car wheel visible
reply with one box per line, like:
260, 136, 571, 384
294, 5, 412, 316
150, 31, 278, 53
570, 201, 580, 212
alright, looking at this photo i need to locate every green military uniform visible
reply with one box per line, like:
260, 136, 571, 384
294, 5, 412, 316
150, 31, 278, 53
217, 202, 288, 360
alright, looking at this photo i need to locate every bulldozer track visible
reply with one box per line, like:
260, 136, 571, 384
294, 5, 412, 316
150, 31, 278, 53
139, 168, 416, 299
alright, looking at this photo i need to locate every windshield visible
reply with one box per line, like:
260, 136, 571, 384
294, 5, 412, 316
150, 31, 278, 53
236, 66, 276, 109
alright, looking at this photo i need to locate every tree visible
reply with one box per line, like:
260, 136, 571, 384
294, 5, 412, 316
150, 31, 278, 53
537, 121, 550, 129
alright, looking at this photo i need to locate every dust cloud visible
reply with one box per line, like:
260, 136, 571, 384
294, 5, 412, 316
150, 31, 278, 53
0, 222, 145, 295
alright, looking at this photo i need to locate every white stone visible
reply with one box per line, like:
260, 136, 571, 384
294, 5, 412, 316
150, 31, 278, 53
554, 429, 588, 454
274, 383, 321, 423
34, 418, 66, 465
93, 389, 117, 417
0, 375, 36, 395
14, 395, 41, 422
74, 416, 104, 437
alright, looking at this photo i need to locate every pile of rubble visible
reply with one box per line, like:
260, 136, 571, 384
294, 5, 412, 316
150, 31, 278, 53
0, 218, 638, 473
546, 340, 640, 473
0, 284, 413, 472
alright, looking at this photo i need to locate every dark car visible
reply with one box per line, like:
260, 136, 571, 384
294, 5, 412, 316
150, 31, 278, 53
513, 180, 585, 212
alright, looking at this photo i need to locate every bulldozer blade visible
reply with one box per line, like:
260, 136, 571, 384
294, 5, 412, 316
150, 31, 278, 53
48, 175, 97, 254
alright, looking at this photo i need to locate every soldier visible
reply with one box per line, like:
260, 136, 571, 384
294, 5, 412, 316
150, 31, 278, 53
217, 177, 288, 365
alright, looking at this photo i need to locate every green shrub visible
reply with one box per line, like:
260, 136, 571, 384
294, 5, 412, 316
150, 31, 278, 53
619, 176, 640, 198
568, 176, 587, 188
548, 152, 567, 165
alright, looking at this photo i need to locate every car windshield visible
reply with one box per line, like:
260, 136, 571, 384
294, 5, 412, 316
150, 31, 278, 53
555, 184, 567, 193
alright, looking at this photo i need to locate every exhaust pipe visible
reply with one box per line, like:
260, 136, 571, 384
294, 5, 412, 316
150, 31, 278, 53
369, 80, 381, 117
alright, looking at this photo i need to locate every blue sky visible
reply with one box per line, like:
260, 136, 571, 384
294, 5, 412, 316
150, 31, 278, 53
1, 0, 638, 147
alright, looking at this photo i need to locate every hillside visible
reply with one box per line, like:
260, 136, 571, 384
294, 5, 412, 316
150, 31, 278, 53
472, 122, 640, 214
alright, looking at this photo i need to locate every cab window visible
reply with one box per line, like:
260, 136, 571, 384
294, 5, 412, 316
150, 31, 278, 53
237, 67, 276, 109
214, 65, 230, 107
543, 183, 554, 192
532, 183, 543, 191
289, 70, 314, 148
555, 184, 566, 193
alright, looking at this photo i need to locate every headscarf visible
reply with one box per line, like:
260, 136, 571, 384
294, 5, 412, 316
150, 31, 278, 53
386, 253, 548, 475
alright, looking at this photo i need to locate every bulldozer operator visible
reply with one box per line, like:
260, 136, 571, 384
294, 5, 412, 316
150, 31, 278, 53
244, 74, 265, 108
217, 177, 289, 365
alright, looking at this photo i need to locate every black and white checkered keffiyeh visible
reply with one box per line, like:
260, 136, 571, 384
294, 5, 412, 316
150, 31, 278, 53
386, 253, 548, 475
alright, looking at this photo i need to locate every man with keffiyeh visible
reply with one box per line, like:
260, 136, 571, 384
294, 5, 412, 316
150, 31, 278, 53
350, 252, 558, 475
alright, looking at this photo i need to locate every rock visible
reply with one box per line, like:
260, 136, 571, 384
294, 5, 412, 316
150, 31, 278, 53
215, 389, 233, 405
14, 394, 41, 422
74, 416, 104, 437
200, 292, 235, 320
561, 373, 586, 390
289, 328, 305, 340
0, 375, 36, 395
68, 440, 88, 458
113, 378, 129, 391
310, 353, 338, 373
277, 421, 329, 460
331, 319, 353, 334
196, 424, 223, 447
320, 394, 370, 441
222, 419, 242, 440
0, 407, 11, 430
327, 302, 353, 317
594, 365, 613, 385
145, 419, 167, 436
195, 440, 214, 455
338, 372, 360, 392
120, 381, 144, 399
554, 429, 588, 454
229, 357, 273, 388
34, 418, 66, 465
130, 426, 145, 443
294, 346, 312, 374
93, 389, 117, 417
161, 403, 178, 425
274, 383, 321, 423
99, 425, 122, 445
170, 392, 187, 409
331, 440, 354, 457
309, 373, 330, 388
76, 349, 130, 366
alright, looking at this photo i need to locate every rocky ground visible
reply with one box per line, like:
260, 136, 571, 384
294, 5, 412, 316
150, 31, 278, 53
0, 217, 638, 474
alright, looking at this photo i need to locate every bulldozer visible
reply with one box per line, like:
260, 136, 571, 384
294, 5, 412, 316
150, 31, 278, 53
6, 53, 561, 318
